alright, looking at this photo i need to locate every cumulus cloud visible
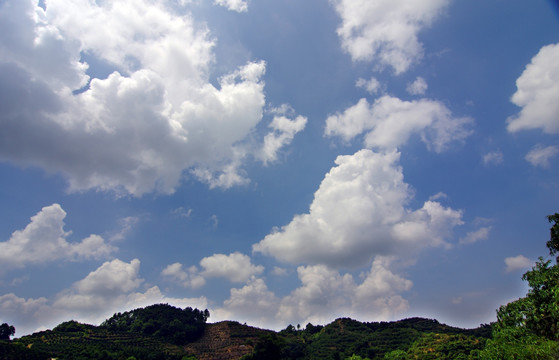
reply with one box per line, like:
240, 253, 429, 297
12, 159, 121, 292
200, 252, 264, 283
162, 252, 264, 288
525, 145, 558, 168
55, 258, 207, 317
507, 43, 559, 134
214, 0, 248, 12
505, 255, 532, 273
162, 263, 206, 289
259, 113, 308, 165
213, 278, 280, 329
331, 0, 448, 73
407, 77, 428, 95
1, 259, 207, 335
0, 204, 115, 270
277, 258, 411, 327
0, 294, 50, 336
253, 149, 464, 268
0, 0, 303, 196
214, 257, 412, 330
483, 151, 504, 166
325, 95, 473, 153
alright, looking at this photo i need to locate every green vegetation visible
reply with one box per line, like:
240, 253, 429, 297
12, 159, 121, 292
5, 304, 209, 359
100, 303, 209, 345
0, 323, 15, 341
3, 213, 558, 359
479, 213, 559, 359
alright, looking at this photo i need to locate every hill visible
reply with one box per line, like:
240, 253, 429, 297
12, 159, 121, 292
0, 304, 492, 360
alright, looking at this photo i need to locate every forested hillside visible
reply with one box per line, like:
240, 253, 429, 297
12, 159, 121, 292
1, 214, 558, 360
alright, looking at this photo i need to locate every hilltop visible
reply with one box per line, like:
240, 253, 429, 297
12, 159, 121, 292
0, 303, 492, 360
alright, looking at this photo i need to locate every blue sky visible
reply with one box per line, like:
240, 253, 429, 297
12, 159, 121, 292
1, 0, 559, 336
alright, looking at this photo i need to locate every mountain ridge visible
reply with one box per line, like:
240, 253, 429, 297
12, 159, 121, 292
0, 304, 492, 359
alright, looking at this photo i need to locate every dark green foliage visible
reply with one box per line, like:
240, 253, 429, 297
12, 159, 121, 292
12, 305, 210, 360
480, 212, 559, 358
54, 320, 96, 333
266, 317, 489, 360
0, 324, 15, 341
398, 332, 485, 359
241, 334, 284, 360
0, 340, 50, 360
100, 303, 209, 345
15, 324, 188, 360
480, 326, 559, 359
546, 213, 559, 261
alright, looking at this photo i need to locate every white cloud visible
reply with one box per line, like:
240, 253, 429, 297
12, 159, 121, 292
213, 257, 412, 330
406, 77, 428, 95
213, 278, 280, 329
162, 262, 206, 289
325, 95, 473, 153
356, 77, 382, 94
483, 151, 504, 166
214, 0, 248, 13
525, 145, 559, 168
259, 114, 308, 165
200, 252, 264, 283
459, 226, 492, 245
507, 43, 559, 134
162, 252, 264, 288
0, 294, 51, 336
0, 0, 303, 196
505, 255, 532, 273
2, 259, 207, 336
54, 258, 207, 318
0, 204, 115, 270
253, 149, 464, 268
331, 0, 448, 73
277, 258, 411, 327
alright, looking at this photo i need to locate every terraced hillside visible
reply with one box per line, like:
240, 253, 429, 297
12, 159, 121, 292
184, 321, 274, 360
1, 304, 492, 360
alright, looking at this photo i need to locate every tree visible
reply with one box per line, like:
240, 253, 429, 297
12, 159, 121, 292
0, 323, 15, 340
546, 213, 559, 261
480, 213, 559, 358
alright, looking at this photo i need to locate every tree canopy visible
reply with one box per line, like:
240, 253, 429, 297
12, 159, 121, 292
0, 323, 15, 340
100, 303, 210, 345
480, 213, 559, 358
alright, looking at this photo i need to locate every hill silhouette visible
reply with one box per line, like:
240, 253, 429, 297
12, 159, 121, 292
0, 304, 491, 360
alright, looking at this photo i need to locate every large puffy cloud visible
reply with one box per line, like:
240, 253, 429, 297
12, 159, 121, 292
213, 278, 280, 329
253, 149, 464, 268
54, 258, 207, 319
0, 204, 115, 270
214, 257, 412, 329
330, 0, 448, 73
162, 252, 264, 287
200, 252, 264, 283
507, 43, 559, 134
0, 0, 302, 196
325, 95, 473, 153
161, 262, 206, 289
0, 258, 208, 336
